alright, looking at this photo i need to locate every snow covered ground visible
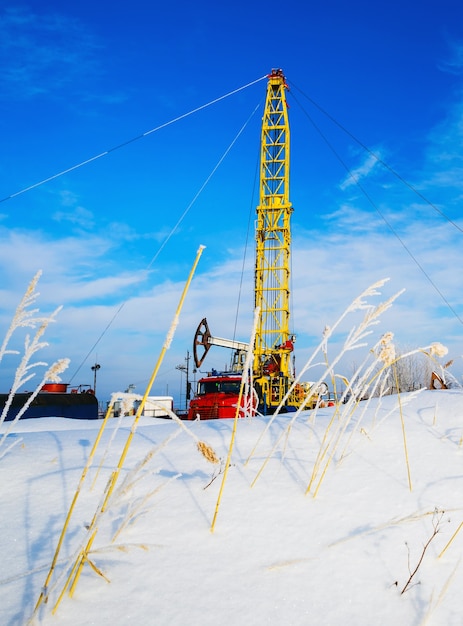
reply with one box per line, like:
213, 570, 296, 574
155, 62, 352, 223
1, 388, 463, 626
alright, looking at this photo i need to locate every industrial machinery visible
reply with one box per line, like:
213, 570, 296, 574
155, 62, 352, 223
187, 69, 325, 420
1, 383, 99, 421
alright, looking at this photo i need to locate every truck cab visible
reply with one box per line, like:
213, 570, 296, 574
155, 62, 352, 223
187, 373, 256, 420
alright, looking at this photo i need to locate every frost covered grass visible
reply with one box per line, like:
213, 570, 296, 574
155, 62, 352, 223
0, 271, 69, 458
1, 277, 462, 626
3, 389, 463, 626
245, 279, 452, 501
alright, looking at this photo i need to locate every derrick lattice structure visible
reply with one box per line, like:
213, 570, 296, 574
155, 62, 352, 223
186, 69, 321, 418
253, 69, 293, 385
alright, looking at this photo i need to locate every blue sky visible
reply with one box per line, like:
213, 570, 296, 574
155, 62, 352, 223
1, 0, 463, 408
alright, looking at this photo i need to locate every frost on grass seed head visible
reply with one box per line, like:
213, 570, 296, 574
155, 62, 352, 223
347, 278, 390, 313
0, 270, 45, 364
321, 325, 332, 353
164, 315, 179, 350
45, 358, 70, 383
378, 332, 396, 366
381, 331, 394, 345
197, 441, 220, 464
429, 343, 448, 358
0, 273, 69, 440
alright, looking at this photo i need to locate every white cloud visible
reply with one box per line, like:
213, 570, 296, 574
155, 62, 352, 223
0, 7, 101, 98
1, 209, 461, 409
53, 206, 95, 229
438, 40, 463, 76
339, 152, 380, 190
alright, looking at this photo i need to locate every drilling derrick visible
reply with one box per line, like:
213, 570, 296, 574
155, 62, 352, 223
187, 69, 325, 421
253, 69, 297, 412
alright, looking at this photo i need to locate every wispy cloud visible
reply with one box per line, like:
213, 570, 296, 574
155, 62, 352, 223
339, 152, 381, 190
320, 203, 385, 233
0, 226, 142, 300
0, 6, 102, 99
438, 40, 463, 76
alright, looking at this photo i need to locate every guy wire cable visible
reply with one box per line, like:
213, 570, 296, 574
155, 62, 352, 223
287, 87, 463, 328
70, 100, 263, 381
0, 74, 267, 204
288, 79, 463, 235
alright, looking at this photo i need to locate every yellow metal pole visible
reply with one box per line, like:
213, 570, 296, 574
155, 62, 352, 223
54, 245, 205, 610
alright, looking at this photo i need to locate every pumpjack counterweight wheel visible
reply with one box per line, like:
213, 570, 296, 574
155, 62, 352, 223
193, 317, 212, 368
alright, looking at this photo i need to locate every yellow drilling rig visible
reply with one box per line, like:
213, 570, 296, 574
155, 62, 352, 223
188, 69, 327, 419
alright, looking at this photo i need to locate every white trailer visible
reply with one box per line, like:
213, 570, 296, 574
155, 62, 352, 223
135, 396, 174, 417
111, 393, 174, 418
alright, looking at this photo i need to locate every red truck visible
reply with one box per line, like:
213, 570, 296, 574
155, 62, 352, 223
187, 372, 257, 420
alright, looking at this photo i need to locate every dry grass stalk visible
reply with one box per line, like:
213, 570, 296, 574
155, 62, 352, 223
400, 509, 444, 594
105, 429, 183, 544
337, 368, 391, 462
211, 307, 260, 532
0, 272, 69, 455
438, 518, 463, 559
146, 402, 222, 465
249, 279, 449, 500
32, 400, 117, 617
46, 248, 205, 612
393, 363, 413, 492
90, 393, 144, 489
310, 334, 450, 497
420, 557, 462, 625
111, 472, 181, 543
0, 270, 44, 364
197, 441, 220, 464
308, 346, 389, 488
248, 281, 404, 480
305, 405, 342, 494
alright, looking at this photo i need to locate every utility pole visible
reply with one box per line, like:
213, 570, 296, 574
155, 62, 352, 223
175, 351, 191, 411
91, 363, 101, 395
